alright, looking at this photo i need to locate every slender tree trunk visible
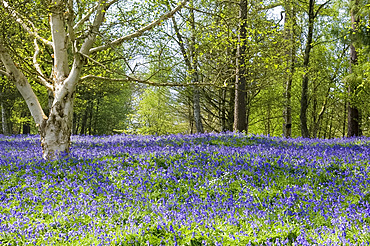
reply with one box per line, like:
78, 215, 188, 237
228, 86, 235, 131
347, 0, 360, 137
80, 104, 88, 135
1, 97, 9, 135
342, 100, 347, 137
193, 85, 203, 133
328, 113, 333, 138
87, 100, 93, 134
93, 98, 100, 135
300, 0, 315, 138
233, 0, 248, 132
284, 72, 293, 137
188, 96, 194, 134
73, 112, 79, 135
172, 4, 203, 133
220, 87, 227, 132
310, 81, 318, 137
190, 4, 203, 133
283, 0, 295, 138
266, 103, 271, 135
21, 111, 31, 134
312, 87, 330, 138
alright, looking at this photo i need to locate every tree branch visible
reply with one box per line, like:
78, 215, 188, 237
0, 42, 47, 125
33, 39, 54, 91
314, 0, 331, 18
59, 0, 110, 101
67, 0, 78, 54
80, 0, 109, 54
1, 0, 53, 47
80, 74, 218, 87
73, 2, 100, 30
76, 51, 224, 88
89, 0, 188, 53
50, 0, 70, 83
0, 69, 11, 77
256, 2, 282, 11
172, 16, 192, 70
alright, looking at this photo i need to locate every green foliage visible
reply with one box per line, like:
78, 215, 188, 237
73, 80, 133, 135
131, 87, 187, 135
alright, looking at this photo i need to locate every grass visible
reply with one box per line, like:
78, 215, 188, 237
0, 133, 370, 245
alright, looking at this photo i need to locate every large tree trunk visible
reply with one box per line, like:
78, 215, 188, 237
347, 0, 360, 137
300, 0, 315, 138
233, 0, 248, 132
40, 92, 75, 159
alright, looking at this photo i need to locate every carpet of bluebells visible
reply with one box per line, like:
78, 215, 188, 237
1, 133, 370, 245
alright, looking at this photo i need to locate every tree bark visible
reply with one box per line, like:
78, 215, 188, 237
171, 3, 204, 133
220, 87, 227, 132
283, 0, 295, 138
347, 0, 360, 137
193, 86, 203, 133
233, 0, 248, 132
88, 100, 94, 134
21, 111, 31, 134
0, 43, 46, 126
73, 112, 79, 135
190, 5, 204, 133
300, 0, 315, 138
1, 96, 9, 135
80, 104, 88, 135
40, 92, 74, 159
311, 87, 330, 138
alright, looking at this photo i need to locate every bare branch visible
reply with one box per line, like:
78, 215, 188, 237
89, 0, 188, 53
78, 51, 128, 76
314, 0, 331, 18
106, 0, 120, 8
1, 0, 53, 47
255, 2, 282, 11
80, 74, 220, 87
172, 17, 192, 70
77, 52, 225, 88
33, 39, 54, 91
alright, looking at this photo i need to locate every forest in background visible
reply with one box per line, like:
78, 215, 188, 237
1, 0, 369, 138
